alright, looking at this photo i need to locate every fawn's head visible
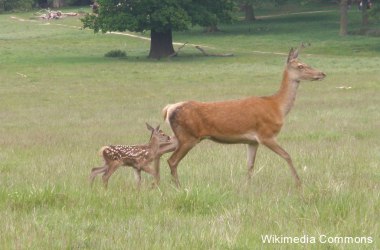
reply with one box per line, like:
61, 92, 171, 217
146, 123, 171, 145
286, 47, 326, 82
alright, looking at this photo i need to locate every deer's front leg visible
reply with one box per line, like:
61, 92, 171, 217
139, 162, 159, 188
261, 138, 302, 188
152, 158, 160, 186
133, 169, 142, 190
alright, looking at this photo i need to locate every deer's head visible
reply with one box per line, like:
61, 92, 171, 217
286, 47, 326, 82
146, 123, 171, 145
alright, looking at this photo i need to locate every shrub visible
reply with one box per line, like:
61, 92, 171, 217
104, 50, 127, 58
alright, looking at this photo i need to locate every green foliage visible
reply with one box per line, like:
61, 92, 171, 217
81, 0, 234, 33
0, 0, 35, 12
104, 49, 127, 58
65, 0, 92, 5
369, 4, 380, 20
0, 0, 92, 11
235, 0, 287, 8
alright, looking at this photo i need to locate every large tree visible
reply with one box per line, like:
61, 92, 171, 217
339, 0, 375, 36
81, 0, 234, 59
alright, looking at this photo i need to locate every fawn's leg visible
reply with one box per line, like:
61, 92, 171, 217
90, 164, 108, 186
152, 158, 160, 186
133, 169, 142, 190
102, 162, 120, 189
138, 161, 160, 188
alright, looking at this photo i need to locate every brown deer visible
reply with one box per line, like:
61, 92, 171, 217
90, 123, 176, 188
162, 47, 326, 188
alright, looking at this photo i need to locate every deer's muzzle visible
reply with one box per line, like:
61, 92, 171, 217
312, 72, 326, 81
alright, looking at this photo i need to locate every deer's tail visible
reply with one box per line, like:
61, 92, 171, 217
162, 104, 171, 123
98, 146, 109, 157
162, 102, 186, 125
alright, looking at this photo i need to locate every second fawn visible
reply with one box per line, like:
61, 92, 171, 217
90, 123, 176, 188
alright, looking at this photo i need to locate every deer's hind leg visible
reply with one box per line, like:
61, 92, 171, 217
90, 164, 108, 186
167, 137, 199, 188
247, 142, 259, 181
102, 161, 121, 189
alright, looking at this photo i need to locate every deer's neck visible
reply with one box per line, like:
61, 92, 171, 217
273, 69, 300, 116
148, 138, 160, 158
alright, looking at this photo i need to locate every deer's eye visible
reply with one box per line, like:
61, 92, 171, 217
298, 65, 304, 69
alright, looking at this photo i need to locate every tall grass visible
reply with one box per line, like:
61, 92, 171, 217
0, 4, 379, 249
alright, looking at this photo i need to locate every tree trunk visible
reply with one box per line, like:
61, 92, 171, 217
38, 0, 49, 8
361, 0, 369, 28
339, 0, 348, 36
149, 29, 175, 59
204, 25, 220, 33
243, 4, 255, 21
52, 0, 65, 8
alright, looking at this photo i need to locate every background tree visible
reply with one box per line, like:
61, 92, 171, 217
297, 0, 349, 36
0, 0, 35, 11
239, 0, 259, 21
52, 0, 64, 8
369, 2, 380, 21
236, 0, 287, 22
81, 0, 234, 59
339, 0, 348, 36
198, 0, 235, 32
360, 0, 371, 28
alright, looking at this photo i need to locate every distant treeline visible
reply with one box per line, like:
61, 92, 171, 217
0, 0, 92, 12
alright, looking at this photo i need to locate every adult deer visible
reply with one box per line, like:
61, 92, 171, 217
90, 123, 176, 188
162, 47, 326, 188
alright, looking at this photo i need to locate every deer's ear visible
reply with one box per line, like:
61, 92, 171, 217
287, 47, 299, 63
293, 48, 299, 59
156, 125, 160, 131
146, 123, 154, 131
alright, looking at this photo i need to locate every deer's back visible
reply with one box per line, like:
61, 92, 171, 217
168, 97, 283, 142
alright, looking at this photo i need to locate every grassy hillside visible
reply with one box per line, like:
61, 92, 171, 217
0, 4, 379, 249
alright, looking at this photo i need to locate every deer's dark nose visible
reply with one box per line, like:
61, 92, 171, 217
318, 72, 326, 80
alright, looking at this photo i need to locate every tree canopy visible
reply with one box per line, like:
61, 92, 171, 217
81, 0, 234, 58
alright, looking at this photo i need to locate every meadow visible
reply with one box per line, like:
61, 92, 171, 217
0, 3, 379, 249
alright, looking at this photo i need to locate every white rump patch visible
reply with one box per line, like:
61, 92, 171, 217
163, 102, 186, 125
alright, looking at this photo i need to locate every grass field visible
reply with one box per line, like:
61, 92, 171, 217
0, 3, 379, 249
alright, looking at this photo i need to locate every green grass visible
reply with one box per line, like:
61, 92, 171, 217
0, 4, 379, 249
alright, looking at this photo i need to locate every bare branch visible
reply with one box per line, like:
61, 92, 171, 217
169, 42, 189, 57
195, 46, 234, 57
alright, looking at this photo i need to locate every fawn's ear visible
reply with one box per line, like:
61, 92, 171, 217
155, 125, 160, 131
146, 123, 154, 131
287, 47, 298, 63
